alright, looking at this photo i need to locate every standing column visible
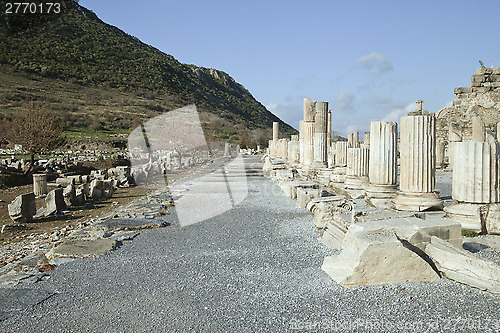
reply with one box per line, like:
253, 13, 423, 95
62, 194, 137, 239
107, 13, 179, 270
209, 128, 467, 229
288, 135, 300, 164
278, 138, 289, 160
348, 132, 360, 148
327, 110, 332, 148
313, 101, 328, 168
302, 98, 316, 168
299, 121, 304, 165
271, 121, 279, 157
445, 118, 500, 233
394, 112, 443, 211
436, 140, 445, 169
224, 143, 231, 157
345, 147, 370, 190
448, 125, 462, 170
334, 141, 349, 166
33, 174, 48, 197
363, 132, 370, 149
366, 122, 398, 208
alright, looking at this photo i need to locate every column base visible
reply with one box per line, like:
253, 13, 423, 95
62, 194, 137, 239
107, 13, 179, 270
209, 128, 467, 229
394, 191, 443, 212
344, 175, 369, 190
444, 202, 500, 234
312, 161, 328, 170
330, 167, 347, 183
366, 184, 397, 209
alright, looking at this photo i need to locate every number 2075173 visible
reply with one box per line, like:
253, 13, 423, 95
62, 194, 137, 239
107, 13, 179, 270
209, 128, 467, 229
5, 2, 61, 14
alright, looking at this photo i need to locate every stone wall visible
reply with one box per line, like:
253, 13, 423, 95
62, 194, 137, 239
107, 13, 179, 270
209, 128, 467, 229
436, 66, 500, 143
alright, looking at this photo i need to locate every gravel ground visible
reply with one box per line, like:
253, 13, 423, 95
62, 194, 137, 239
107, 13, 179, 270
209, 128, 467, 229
0, 156, 499, 332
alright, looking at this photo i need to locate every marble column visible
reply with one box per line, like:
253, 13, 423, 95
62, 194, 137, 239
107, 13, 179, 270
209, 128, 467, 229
363, 132, 371, 149
278, 138, 289, 160
448, 125, 462, 170
327, 110, 332, 148
348, 132, 360, 148
444, 122, 500, 232
33, 174, 48, 197
366, 122, 397, 208
394, 114, 443, 211
302, 98, 316, 167
497, 122, 500, 142
345, 147, 370, 190
273, 122, 279, 142
224, 143, 231, 157
334, 141, 349, 166
313, 101, 328, 168
436, 140, 445, 169
288, 135, 300, 164
299, 121, 304, 165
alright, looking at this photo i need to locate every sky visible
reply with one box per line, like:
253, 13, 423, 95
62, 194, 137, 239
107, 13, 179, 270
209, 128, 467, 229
81, 0, 500, 137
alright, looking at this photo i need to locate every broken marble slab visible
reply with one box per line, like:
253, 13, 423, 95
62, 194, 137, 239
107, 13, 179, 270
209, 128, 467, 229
45, 238, 118, 260
322, 217, 462, 287
91, 218, 169, 233
425, 236, 500, 293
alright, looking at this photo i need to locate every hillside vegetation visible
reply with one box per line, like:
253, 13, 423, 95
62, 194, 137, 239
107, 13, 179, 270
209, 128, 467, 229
0, 0, 296, 147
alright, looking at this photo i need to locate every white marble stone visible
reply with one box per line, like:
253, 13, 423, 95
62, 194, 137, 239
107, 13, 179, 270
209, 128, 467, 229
334, 141, 349, 167
345, 147, 369, 190
394, 115, 443, 211
366, 122, 397, 208
348, 132, 360, 148
313, 102, 328, 168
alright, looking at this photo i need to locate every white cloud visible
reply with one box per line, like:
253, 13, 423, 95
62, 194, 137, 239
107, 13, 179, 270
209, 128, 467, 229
381, 102, 415, 122
334, 90, 356, 111
355, 52, 394, 75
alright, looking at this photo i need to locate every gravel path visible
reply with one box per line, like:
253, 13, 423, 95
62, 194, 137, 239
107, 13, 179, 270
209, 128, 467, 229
1, 156, 499, 332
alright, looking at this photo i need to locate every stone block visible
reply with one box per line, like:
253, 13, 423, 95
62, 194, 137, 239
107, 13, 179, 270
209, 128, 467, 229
296, 187, 321, 209
471, 74, 486, 83
56, 177, 74, 186
45, 239, 118, 259
63, 184, 76, 206
454, 87, 472, 94
8, 193, 36, 223
321, 217, 462, 287
425, 236, 500, 293
44, 188, 66, 216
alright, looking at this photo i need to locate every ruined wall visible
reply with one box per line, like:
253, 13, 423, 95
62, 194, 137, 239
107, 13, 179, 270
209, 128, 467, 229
436, 66, 500, 143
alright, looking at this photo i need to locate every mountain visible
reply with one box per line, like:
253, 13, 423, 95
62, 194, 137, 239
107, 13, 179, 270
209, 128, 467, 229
0, 0, 296, 147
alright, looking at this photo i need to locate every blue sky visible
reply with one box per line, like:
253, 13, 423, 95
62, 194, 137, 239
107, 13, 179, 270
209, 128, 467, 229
81, 0, 500, 137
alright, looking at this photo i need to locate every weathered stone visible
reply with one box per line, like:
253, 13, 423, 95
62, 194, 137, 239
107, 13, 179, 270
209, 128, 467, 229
44, 188, 66, 216
1, 224, 27, 233
296, 187, 321, 209
333, 141, 348, 167
436, 140, 445, 169
321, 217, 461, 287
33, 174, 47, 197
63, 184, 76, 206
345, 147, 369, 190
55, 177, 74, 186
348, 132, 360, 148
45, 239, 118, 259
366, 121, 398, 208
394, 113, 443, 211
312, 101, 328, 168
8, 193, 36, 223
425, 236, 500, 293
